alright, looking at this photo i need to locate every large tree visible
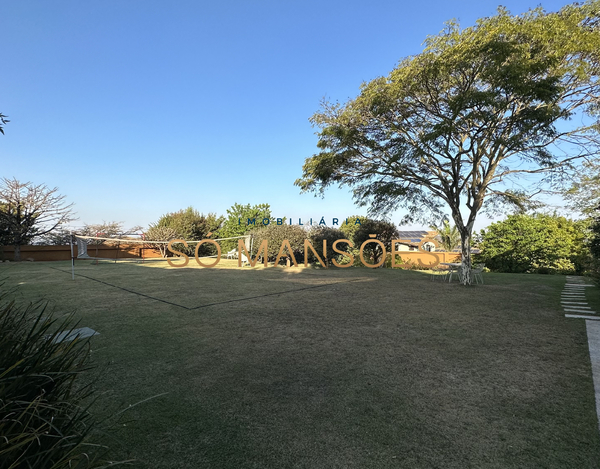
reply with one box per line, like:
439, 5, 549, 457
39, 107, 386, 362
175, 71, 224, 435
0, 178, 74, 261
563, 158, 600, 216
296, 2, 600, 284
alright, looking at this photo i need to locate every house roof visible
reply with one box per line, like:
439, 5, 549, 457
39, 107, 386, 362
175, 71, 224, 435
397, 230, 437, 243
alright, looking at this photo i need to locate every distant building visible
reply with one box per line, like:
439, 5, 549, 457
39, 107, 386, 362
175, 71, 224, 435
396, 230, 439, 252
395, 229, 480, 254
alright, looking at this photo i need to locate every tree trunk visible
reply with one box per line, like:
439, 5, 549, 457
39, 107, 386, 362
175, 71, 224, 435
14, 244, 21, 262
459, 231, 472, 285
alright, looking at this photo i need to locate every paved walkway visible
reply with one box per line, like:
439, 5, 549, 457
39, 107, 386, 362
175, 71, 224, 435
563, 276, 600, 430
587, 321, 600, 431
562, 275, 598, 319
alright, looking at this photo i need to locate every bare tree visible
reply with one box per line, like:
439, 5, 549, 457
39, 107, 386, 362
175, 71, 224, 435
144, 225, 179, 257
34, 227, 73, 246
78, 221, 142, 245
36, 222, 142, 246
0, 178, 75, 261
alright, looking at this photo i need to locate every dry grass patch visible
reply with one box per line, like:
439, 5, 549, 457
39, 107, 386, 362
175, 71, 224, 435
1, 261, 598, 468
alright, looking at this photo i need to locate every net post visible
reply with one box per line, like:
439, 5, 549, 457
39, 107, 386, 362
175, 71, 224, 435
141, 231, 146, 263
115, 234, 121, 264
70, 231, 75, 280
95, 232, 99, 265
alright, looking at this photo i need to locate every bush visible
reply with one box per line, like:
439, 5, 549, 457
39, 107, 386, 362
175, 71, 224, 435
342, 218, 399, 265
307, 226, 348, 266
152, 207, 224, 256
475, 213, 590, 274
248, 224, 306, 264
0, 297, 104, 468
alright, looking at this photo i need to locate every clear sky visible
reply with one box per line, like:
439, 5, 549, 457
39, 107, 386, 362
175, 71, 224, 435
1, 0, 573, 232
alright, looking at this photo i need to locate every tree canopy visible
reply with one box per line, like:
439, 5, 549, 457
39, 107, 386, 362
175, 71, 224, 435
296, 1, 600, 283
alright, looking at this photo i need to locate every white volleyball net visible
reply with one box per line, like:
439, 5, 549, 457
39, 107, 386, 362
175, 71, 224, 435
72, 234, 252, 264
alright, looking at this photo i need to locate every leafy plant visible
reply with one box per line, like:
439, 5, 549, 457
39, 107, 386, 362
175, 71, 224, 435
587, 205, 600, 282
0, 296, 105, 468
386, 255, 422, 270
429, 218, 460, 252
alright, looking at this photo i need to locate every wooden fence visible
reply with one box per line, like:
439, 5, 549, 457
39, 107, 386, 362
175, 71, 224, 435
0, 244, 163, 262
1, 244, 461, 266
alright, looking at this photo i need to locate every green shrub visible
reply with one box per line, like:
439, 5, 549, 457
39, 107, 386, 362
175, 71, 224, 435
475, 213, 590, 274
341, 217, 399, 265
307, 226, 348, 266
248, 224, 306, 264
335, 247, 362, 267
152, 207, 224, 256
0, 297, 104, 468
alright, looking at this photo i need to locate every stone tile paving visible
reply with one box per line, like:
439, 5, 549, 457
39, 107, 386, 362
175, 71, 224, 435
563, 275, 598, 320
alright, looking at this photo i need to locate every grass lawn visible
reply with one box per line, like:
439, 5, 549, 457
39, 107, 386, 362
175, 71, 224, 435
1, 260, 599, 468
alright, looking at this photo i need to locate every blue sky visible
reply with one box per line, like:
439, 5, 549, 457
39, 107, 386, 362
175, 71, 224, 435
1, 0, 573, 232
